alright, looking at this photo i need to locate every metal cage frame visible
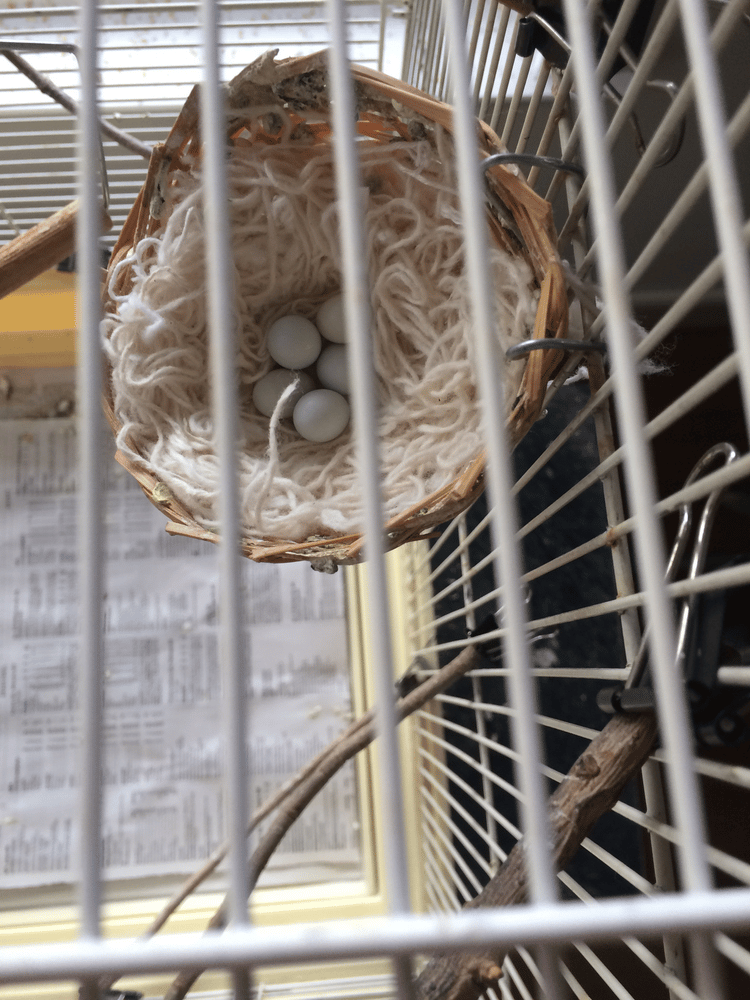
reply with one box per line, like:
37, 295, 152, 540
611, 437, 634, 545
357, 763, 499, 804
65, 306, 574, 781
1, 0, 750, 998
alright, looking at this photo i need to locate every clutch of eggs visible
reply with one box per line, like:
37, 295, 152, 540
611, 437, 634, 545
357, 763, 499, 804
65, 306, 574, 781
256, 295, 353, 443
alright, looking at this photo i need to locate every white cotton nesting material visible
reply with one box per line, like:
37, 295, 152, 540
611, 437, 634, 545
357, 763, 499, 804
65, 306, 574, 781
103, 134, 538, 542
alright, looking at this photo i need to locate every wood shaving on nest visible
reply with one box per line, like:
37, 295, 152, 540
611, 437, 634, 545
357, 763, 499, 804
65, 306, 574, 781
102, 129, 538, 542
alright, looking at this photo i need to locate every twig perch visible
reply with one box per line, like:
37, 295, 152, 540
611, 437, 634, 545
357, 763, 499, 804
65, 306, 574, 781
2, 48, 152, 159
414, 710, 659, 1000
162, 657, 658, 1000
97, 632, 657, 1000
0, 200, 112, 300
162, 645, 485, 1000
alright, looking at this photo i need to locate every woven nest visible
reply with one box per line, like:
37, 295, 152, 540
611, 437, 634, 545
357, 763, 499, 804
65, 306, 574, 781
102, 49, 569, 567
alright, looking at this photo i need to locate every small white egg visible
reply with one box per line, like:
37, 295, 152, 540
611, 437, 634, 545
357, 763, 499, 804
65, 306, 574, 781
293, 389, 350, 443
316, 295, 347, 344
252, 369, 314, 418
267, 315, 322, 369
316, 344, 349, 395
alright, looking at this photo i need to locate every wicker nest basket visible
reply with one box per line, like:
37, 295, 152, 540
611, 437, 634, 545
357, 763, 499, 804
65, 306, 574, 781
102, 49, 569, 567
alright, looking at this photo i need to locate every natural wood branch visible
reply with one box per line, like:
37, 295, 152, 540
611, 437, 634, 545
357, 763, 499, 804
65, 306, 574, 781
162, 660, 657, 1000
2, 49, 153, 159
145, 712, 371, 937
162, 645, 484, 1000
0, 200, 111, 300
97, 715, 377, 996
414, 710, 659, 1000
99, 630, 655, 1000
95, 710, 378, 995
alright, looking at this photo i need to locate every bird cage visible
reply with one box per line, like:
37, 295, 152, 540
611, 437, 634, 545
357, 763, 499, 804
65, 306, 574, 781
1, 1, 750, 1000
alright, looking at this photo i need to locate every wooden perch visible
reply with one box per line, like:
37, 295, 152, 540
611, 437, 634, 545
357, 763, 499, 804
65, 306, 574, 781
0, 200, 111, 300
114, 645, 487, 1000
414, 710, 659, 1000
160, 661, 658, 1000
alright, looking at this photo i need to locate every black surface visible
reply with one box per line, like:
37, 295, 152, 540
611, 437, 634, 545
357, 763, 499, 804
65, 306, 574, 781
429, 382, 644, 902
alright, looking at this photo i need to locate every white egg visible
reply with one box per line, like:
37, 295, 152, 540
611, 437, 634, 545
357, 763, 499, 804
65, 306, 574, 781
252, 369, 315, 418
316, 295, 347, 344
316, 344, 349, 395
293, 389, 350, 443
267, 315, 322, 369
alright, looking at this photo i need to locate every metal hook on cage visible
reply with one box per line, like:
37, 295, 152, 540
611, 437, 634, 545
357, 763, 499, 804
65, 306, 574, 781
482, 150, 585, 242
604, 73, 686, 169
644, 79, 686, 167
595, 10, 687, 167
483, 151, 585, 178
597, 443, 750, 746
0, 39, 110, 209
505, 337, 607, 361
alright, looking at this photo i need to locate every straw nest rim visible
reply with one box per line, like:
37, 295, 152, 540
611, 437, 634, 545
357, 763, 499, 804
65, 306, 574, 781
101, 48, 569, 568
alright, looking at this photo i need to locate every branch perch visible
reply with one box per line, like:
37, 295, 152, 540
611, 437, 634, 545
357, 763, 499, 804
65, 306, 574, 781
162, 656, 658, 1000
0, 200, 112, 300
162, 645, 485, 1000
414, 710, 659, 1000
96, 630, 659, 1000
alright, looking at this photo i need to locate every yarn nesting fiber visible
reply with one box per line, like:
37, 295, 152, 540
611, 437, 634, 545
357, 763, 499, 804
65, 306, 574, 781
103, 128, 538, 544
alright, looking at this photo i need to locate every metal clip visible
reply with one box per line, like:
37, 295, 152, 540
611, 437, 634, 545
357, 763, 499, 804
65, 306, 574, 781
597, 443, 745, 743
688, 563, 750, 747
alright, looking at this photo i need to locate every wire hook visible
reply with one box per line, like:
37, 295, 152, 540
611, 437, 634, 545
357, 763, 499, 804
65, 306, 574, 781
483, 152, 585, 177
506, 337, 606, 360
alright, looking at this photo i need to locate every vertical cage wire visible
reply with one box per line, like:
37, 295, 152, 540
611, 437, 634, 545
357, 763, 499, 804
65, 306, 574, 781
441, 0, 558, 916
197, 0, 252, 959
75, 0, 105, 950
676, 0, 750, 419
325, 7, 415, 980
